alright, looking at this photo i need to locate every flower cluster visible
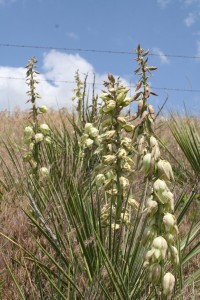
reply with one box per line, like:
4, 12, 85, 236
83, 74, 138, 227
24, 57, 51, 179
132, 46, 178, 298
24, 122, 51, 175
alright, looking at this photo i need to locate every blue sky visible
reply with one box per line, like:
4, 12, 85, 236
0, 0, 200, 114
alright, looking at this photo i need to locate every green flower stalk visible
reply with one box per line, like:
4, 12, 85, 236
133, 46, 179, 298
83, 74, 138, 228
24, 57, 51, 177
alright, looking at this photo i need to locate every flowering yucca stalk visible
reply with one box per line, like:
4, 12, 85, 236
24, 57, 51, 179
132, 45, 179, 298
82, 74, 138, 229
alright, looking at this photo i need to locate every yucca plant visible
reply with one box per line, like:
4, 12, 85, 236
0, 46, 199, 299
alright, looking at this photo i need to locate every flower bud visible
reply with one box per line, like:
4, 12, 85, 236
119, 176, 129, 189
84, 138, 94, 148
148, 105, 155, 115
44, 136, 52, 144
89, 127, 99, 138
146, 198, 158, 215
142, 153, 151, 175
121, 212, 130, 224
39, 124, 50, 135
142, 226, 156, 245
100, 130, 116, 141
103, 155, 116, 164
108, 73, 115, 83
170, 246, 179, 265
150, 136, 158, 148
137, 135, 146, 154
39, 105, 48, 113
101, 117, 112, 128
121, 137, 132, 151
128, 198, 139, 210
162, 272, 175, 297
163, 213, 176, 233
29, 142, 34, 150
122, 162, 132, 171
122, 97, 132, 107
117, 117, 127, 126
95, 174, 106, 186
100, 92, 110, 101
24, 126, 34, 139
152, 236, 168, 260
148, 264, 161, 284
117, 148, 127, 158
23, 152, 32, 162
116, 91, 126, 104
85, 123, 93, 133
137, 99, 143, 115
165, 233, 175, 245
144, 86, 150, 98
153, 179, 168, 204
103, 100, 116, 112
35, 133, 44, 143
30, 159, 37, 169
152, 145, 160, 161
157, 159, 174, 182
123, 124, 135, 132
39, 167, 49, 178
111, 223, 120, 230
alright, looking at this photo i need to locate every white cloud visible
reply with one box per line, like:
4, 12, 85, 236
66, 32, 79, 40
0, 50, 129, 111
184, 12, 198, 26
157, 0, 171, 8
153, 48, 170, 64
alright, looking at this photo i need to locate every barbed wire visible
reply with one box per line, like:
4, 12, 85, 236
0, 75, 200, 93
0, 43, 200, 59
